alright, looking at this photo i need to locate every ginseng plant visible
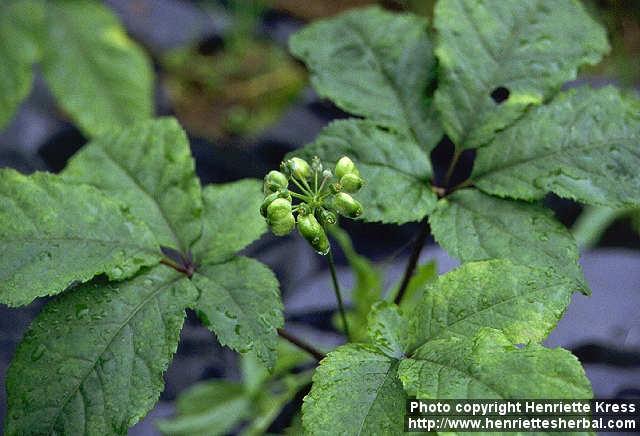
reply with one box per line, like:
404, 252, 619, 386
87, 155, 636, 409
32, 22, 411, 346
0, 1, 639, 435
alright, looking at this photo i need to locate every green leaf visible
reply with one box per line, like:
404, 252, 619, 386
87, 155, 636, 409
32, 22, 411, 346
367, 302, 410, 359
192, 256, 284, 368
408, 259, 575, 348
399, 328, 592, 399
434, 0, 609, 148
192, 179, 267, 264
289, 5, 441, 151
430, 189, 587, 293
395, 261, 437, 310
302, 344, 406, 435
241, 340, 311, 396
157, 381, 250, 436
63, 118, 203, 252
160, 340, 312, 436
293, 119, 437, 224
303, 298, 591, 435
5, 266, 197, 435
40, 0, 153, 136
572, 205, 627, 249
242, 372, 312, 436
0, 169, 160, 307
473, 86, 640, 207
0, 0, 42, 128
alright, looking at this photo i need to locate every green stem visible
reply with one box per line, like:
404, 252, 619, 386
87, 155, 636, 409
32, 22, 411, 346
314, 168, 318, 193
327, 249, 350, 341
393, 218, 430, 305
291, 177, 313, 196
301, 177, 314, 195
277, 328, 325, 361
444, 148, 462, 188
317, 175, 329, 195
290, 191, 310, 201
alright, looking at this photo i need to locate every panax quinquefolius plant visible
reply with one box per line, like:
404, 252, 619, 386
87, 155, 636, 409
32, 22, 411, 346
0, 0, 639, 435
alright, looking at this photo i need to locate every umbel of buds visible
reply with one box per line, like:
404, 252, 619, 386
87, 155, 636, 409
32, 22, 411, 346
260, 155, 364, 255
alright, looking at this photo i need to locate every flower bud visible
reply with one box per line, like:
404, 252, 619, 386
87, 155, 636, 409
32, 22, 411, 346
311, 156, 323, 173
267, 198, 292, 222
317, 208, 337, 226
298, 213, 330, 255
322, 169, 332, 179
263, 170, 288, 194
335, 156, 359, 179
270, 213, 295, 236
340, 173, 363, 193
286, 157, 312, 180
334, 192, 363, 218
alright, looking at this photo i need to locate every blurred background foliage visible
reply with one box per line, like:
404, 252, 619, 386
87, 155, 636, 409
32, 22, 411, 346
169, 0, 639, 140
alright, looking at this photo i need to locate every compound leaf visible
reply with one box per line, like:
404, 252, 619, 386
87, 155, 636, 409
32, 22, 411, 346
290, 6, 441, 151
192, 257, 284, 368
430, 189, 587, 293
293, 119, 437, 224
0, 0, 42, 129
435, 0, 609, 148
0, 170, 160, 307
63, 118, 203, 252
399, 328, 592, 399
192, 179, 267, 265
473, 87, 640, 207
5, 266, 197, 435
302, 344, 406, 435
408, 260, 575, 348
41, 0, 153, 136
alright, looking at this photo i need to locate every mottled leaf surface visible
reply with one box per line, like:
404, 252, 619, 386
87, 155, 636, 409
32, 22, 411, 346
63, 118, 203, 252
0, 170, 160, 306
435, 0, 609, 148
192, 257, 284, 367
408, 260, 574, 349
41, 0, 153, 136
0, 0, 42, 128
367, 302, 410, 359
290, 6, 441, 151
192, 180, 267, 264
302, 298, 591, 435
302, 344, 406, 436
399, 328, 592, 399
430, 189, 587, 292
293, 120, 436, 224
474, 87, 640, 207
6, 266, 196, 435
302, 305, 409, 435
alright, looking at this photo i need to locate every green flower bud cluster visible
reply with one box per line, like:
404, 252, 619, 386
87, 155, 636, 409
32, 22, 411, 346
260, 155, 364, 255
